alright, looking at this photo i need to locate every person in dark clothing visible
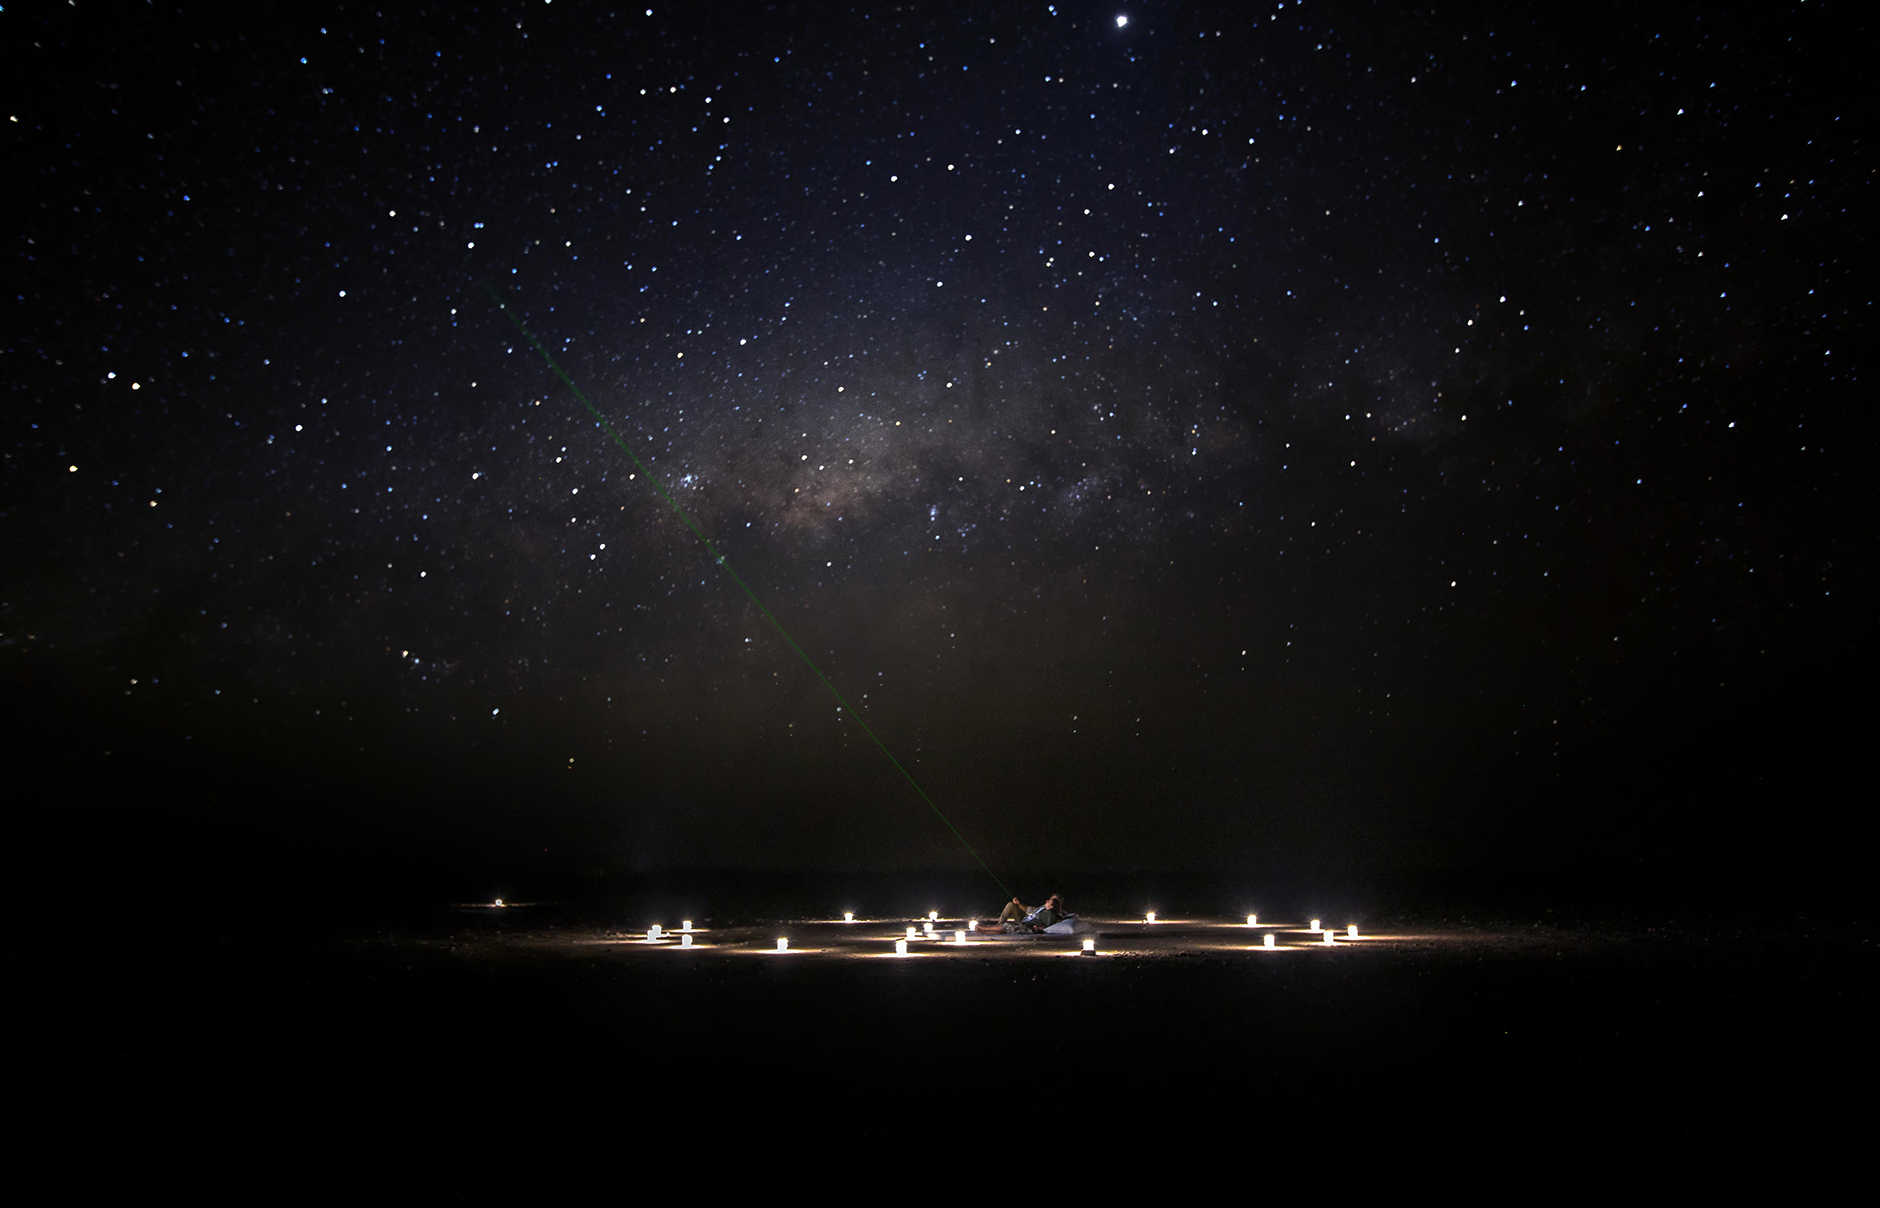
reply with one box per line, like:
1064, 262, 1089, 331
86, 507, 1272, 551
1028, 895, 1064, 929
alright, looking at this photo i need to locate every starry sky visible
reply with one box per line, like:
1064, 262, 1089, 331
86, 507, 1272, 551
9, 1, 1870, 875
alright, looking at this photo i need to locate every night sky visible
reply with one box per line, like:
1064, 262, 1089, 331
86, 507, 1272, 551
10, 1, 1870, 876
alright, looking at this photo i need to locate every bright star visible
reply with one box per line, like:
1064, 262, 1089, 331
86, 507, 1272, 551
1116, 14, 1128, 27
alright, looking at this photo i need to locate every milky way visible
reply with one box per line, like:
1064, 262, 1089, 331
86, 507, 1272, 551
9, 2, 1867, 871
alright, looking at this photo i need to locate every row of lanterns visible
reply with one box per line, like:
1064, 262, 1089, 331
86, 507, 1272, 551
632, 913, 1361, 953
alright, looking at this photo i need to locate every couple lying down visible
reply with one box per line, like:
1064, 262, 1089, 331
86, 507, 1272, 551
991, 894, 1095, 935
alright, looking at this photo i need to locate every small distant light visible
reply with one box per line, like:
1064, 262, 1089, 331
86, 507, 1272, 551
895, 939, 909, 956
843, 911, 854, 923
907, 926, 917, 940
1145, 912, 1156, 924
1116, 14, 1128, 27
968, 920, 978, 932
776, 937, 789, 952
1347, 924, 1359, 939
1322, 930, 1336, 946
493, 899, 505, 908
649, 924, 662, 940
682, 920, 693, 933
954, 930, 967, 944
1247, 914, 1258, 927
1263, 933, 1276, 949
1310, 918, 1321, 932
924, 922, 936, 935
929, 911, 939, 921
1082, 938, 1097, 954
69, 465, 78, 473
681, 934, 693, 947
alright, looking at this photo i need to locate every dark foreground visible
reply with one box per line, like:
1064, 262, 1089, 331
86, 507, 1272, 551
40, 859, 1877, 1180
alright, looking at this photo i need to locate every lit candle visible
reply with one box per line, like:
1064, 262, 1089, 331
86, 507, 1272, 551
895, 939, 908, 956
843, 912, 854, 923
681, 920, 692, 933
1082, 938, 1096, 954
1322, 929, 1336, 946
776, 937, 789, 952
493, 899, 504, 908
1347, 924, 1358, 939
1310, 918, 1321, 932
681, 934, 693, 947
924, 922, 935, 935
907, 926, 917, 940
1247, 914, 1258, 926
650, 924, 662, 940
1146, 912, 1157, 924
1264, 933, 1275, 949
929, 911, 938, 921
968, 920, 978, 932
954, 930, 966, 944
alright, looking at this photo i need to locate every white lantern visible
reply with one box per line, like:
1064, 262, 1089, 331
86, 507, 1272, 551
843, 912, 854, 923
681, 920, 692, 933
924, 922, 935, 935
1263, 933, 1275, 949
1247, 914, 1258, 926
1082, 938, 1096, 954
895, 939, 908, 956
493, 899, 504, 908
906, 926, 917, 940
968, 920, 978, 932
929, 911, 939, 921
681, 934, 693, 948
1310, 918, 1321, 932
954, 930, 966, 944
776, 937, 789, 952
1146, 912, 1157, 924
1347, 924, 1358, 939
649, 924, 662, 940
1322, 930, 1336, 946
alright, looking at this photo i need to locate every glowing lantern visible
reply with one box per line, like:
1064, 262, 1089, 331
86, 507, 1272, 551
954, 930, 966, 944
1082, 938, 1096, 954
1263, 933, 1276, 949
968, 920, 978, 932
1321, 930, 1336, 946
929, 911, 939, 922
681, 934, 693, 948
776, 937, 789, 952
895, 939, 908, 956
649, 924, 662, 940
1347, 924, 1358, 939
1310, 918, 1321, 932
681, 920, 692, 933
924, 922, 935, 936
1247, 914, 1258, 926
906, 926, 917, 940
493, 899, 505, 908
843, 912, 854, 923
1146, 912, 1157, 924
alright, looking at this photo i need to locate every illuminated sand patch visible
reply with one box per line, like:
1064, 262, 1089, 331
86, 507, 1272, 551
555, 918, 1428, 961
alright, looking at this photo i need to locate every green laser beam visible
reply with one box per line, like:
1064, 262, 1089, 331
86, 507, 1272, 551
484, 283, 1009, 896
